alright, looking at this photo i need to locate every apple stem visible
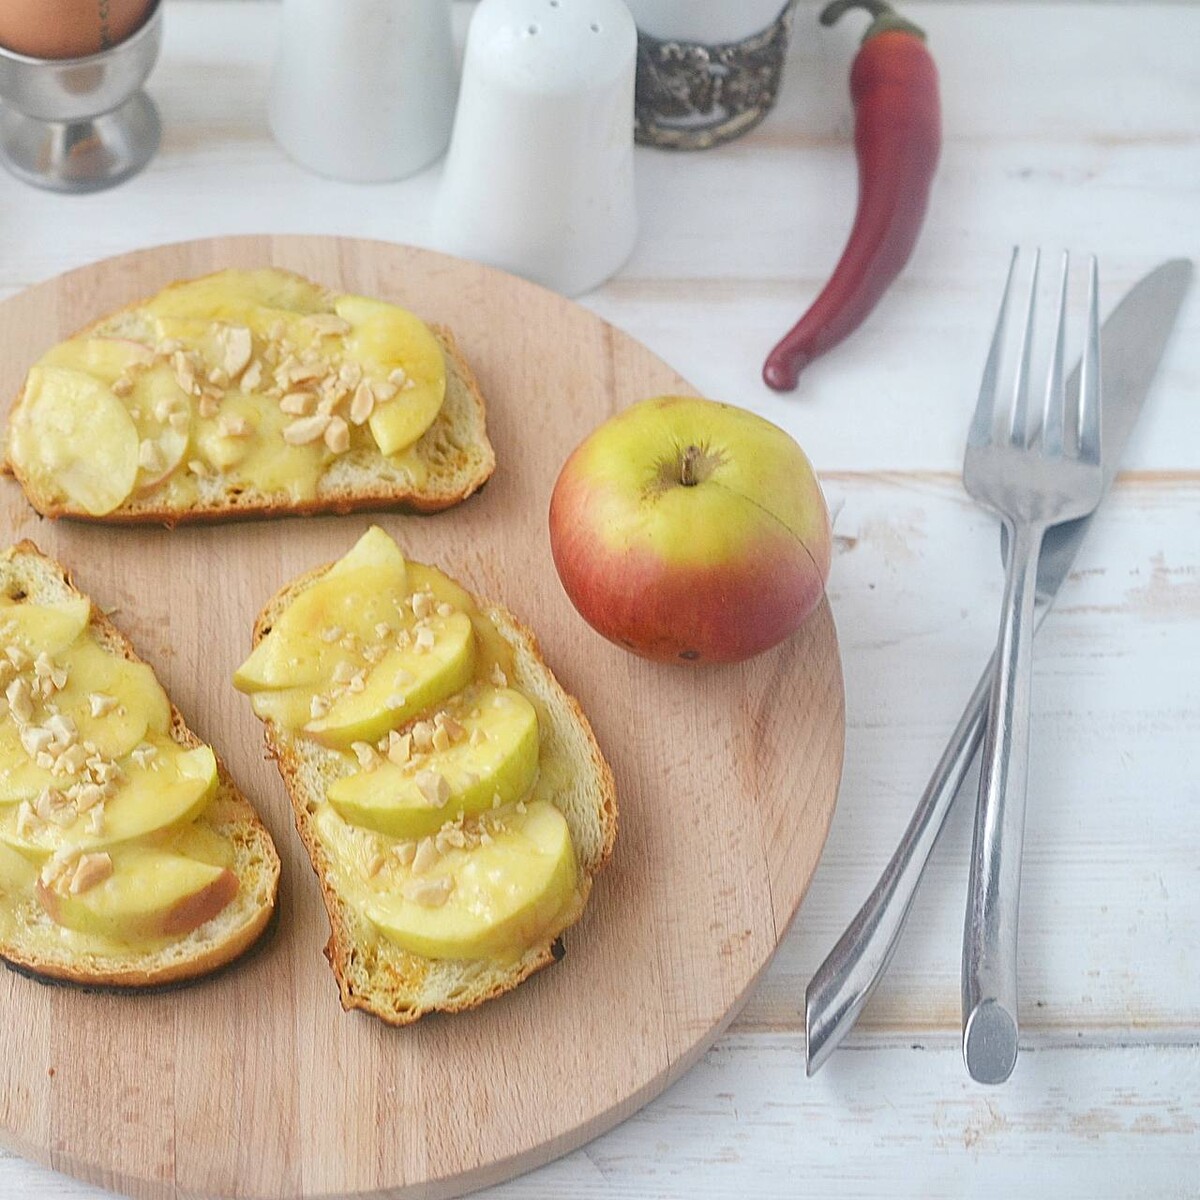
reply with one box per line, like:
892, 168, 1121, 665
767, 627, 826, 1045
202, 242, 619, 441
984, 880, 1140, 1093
680, 445, 702, 487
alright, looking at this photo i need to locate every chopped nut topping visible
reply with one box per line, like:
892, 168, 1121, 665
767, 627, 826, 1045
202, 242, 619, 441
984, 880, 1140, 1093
415, 770, 451, 808
373, 623, 391, 640
403, 875, 453, 908
187, 459, 210, 478
168, 411, 190, 433
241, 360, 263, 391
198, 394, 221, 419
331, 660, 356, 686
70, 852, 113, 895
45, 713, 77, 749
15, 800, 37, 838
319, 626, 343, 644
86, 807, 105, 836
221, 325, 254, 378
268, 319, 286, 342
351, 741, 380, 770
130, 742, 158, 769
172, 350, 199, 396
6, 677, 33, 724
282, 413, 331, 445
394, 841, 417, 866
388, 367, 409, 388
306, 313, 352, 337
436, 602, 455, 618
217, 414, 252, 438
349, 383, 375, 426
365, 851, 386, 878
363, 644, 386, 665
415, 627, 436, 652
309, 695, 330, 720
324, 416, 350, 454
6, 646, 30, 669
431, 726, 450, 753
410, 591, 434, 620
490, 663, 508, 688
35, 751, 55, 770
111, 375, 134, 398
279, 390, 315, 416
73, 782, 105, 812
37, 787, 76, 827
208, 367, 230, 389
411, 837, 440, 874
138, 441, 165, 472
20, 725, 53, 757
346, 670, 367, 694
372, 380, 398, 404
88, 693, 118, 719
387, 731, 412, 766
469, 726, 488, 748
411, 721, 434, 753
516, 799, 528, 814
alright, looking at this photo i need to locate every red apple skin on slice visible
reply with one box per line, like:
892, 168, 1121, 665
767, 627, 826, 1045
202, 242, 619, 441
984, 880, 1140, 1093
549, 396, 831, 664
160, 868, 238, 937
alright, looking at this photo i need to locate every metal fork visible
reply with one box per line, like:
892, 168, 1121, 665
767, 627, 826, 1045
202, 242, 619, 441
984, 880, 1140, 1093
960, 248, 1104, 1084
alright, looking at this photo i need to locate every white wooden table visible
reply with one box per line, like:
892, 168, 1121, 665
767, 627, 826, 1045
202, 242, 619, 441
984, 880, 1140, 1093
2, 2, 1198, 1195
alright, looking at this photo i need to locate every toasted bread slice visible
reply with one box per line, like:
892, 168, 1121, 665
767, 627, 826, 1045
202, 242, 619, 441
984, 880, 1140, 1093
249, 556, 617, 1025
2, 269, 495, 525
0, 543, 280, 988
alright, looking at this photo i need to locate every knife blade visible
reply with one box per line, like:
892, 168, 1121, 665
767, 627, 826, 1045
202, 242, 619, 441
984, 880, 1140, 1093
804, 258, 1193, 1076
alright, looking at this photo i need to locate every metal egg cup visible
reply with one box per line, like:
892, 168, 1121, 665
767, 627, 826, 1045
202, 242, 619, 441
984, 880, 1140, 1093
0, 0, 162, 193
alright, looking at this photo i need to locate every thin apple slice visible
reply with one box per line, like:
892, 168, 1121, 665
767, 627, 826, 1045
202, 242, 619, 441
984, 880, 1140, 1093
335, 295, 446, 456
0, 743, 217, 859
0, 840, 36, 894
327, 687, 539, 839
304, 612, 476, 748
127, 364, 192, 491
234, 528, 409, 693
39, 337, 154, 385
357, 801, 579, 961
249, 686, 315, 731
145, 268, 328, 324
37, 844, 237, 942
0, 597, 90, 654
9, 367, 139, 516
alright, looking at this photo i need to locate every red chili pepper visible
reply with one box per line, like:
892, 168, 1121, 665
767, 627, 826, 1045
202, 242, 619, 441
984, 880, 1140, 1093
763, 0, 941, 392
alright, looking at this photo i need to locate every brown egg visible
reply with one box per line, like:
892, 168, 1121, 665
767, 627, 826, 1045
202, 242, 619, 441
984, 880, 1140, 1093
0, 0, 152, 60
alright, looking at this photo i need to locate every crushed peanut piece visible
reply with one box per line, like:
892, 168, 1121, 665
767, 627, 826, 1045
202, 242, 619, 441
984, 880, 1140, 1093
111, 375, 134, 398
217, 414, 252, 438
349, 383, 374, 425
415, 770, 451, 808
241, 360, 263, 391
88, 693, 118, 719
387, 731, 412, 766
221, 325, 254, 378
306, 313, 351, 337
403, 876, 453, 908
198, 394, 221, 419
279, 390, 315, 416
351, 741, 380, 771
324, 416, 350, 454
320, 626, 343, 644
137, 441, 164, 472
490, 664, 508, 688
331, 661, 356, 686
431, 726, 450, 753
187, 459, 210, 478
436, 602, 454, 618
388, 367, 409, 388
309, 695, 330, 720
282, 413, 331, 445
411, 837, 440, 874
415, 627, 436, 652
86, 807, 105, 836
394, 841, 417, 867
411, 722, 434, 754
70, 852, 113, 895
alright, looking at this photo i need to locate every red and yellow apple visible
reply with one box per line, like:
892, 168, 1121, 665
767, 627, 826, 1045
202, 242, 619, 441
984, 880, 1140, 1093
548, 395, 831, 664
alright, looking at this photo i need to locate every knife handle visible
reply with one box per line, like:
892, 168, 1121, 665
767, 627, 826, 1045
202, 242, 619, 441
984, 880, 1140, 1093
804, 600, 1051, 1076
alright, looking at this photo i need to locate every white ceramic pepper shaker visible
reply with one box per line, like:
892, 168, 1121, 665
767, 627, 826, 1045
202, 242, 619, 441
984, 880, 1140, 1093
268, 0, 457, 183
431, 0, 638, 298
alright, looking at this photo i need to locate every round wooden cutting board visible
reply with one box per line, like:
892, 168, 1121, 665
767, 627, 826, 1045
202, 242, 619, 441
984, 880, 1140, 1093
0, 237, 843, 1200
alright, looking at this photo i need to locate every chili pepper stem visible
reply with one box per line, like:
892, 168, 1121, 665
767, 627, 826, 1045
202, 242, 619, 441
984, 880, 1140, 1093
820, 0, 926, 42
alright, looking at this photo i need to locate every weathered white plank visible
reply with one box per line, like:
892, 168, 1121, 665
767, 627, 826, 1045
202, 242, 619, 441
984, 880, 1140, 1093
739, 473, 1200, 1036
5, 1038, 1199, 1199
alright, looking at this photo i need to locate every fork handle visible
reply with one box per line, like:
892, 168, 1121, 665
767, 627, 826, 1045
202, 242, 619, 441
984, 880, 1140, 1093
962, 517, 1045, 1084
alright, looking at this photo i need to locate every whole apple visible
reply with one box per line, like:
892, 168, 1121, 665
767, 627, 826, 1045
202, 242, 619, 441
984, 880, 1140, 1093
549, 395, 831, 664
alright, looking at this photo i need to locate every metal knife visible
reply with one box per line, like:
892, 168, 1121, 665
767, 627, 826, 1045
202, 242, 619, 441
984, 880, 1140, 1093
804, 259, 1194, 1076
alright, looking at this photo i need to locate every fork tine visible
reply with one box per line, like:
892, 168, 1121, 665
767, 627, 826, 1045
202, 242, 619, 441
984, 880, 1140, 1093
1076, 255, 1102, 464
1041, 251, 1070, 457
1010, 248, 1041, 446
969, 247, 1020, 448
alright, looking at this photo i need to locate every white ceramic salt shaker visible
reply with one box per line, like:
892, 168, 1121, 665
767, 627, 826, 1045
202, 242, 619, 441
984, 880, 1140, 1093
431, 0, 638, 298
268, 0, 457, 183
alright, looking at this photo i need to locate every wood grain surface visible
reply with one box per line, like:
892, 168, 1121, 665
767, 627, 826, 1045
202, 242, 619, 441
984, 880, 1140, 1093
0, 237, 845, 1200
